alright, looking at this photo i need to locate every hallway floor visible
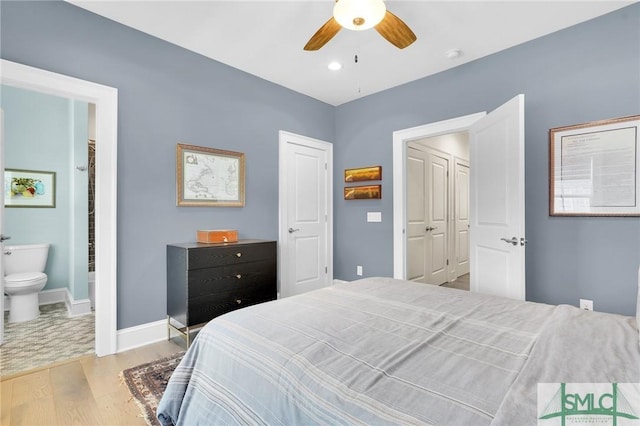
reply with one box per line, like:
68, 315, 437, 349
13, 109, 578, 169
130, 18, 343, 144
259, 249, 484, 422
1, 303, 94, 378
441, 273, 470, 291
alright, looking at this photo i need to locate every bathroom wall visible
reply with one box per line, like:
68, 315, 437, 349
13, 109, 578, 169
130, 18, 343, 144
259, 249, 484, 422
72, 102, 89, 300
1, 84, 89, 300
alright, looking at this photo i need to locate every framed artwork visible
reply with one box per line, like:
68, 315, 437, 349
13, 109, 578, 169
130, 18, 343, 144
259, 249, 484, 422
344, 185, 382, 200
4, 169, 56, 208
345, 165, 382, 182
176, 143, 245, 207
549, 115, 640, 216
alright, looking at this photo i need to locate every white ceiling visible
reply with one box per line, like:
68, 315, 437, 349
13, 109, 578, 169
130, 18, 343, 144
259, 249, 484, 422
68, 1, 634, 106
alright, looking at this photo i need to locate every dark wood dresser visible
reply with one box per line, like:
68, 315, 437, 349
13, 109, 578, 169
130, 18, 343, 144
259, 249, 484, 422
166, 239, 277, 346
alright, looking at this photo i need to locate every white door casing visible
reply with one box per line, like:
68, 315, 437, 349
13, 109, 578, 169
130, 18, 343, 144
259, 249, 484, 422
469, 94, 525, 300
393, 113, 486, 280
455, 158, 470, 276
1, 60, 118, 355
279, 131, 333, 298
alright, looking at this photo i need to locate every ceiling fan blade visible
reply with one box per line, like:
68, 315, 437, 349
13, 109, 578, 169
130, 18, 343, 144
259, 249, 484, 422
374, 10, 417, 49
304, 17, 342, 51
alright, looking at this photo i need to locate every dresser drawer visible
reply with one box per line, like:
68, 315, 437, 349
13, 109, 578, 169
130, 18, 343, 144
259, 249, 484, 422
187, 242, 275, 270
188, 289, 276, 325
187, 260, 276, 299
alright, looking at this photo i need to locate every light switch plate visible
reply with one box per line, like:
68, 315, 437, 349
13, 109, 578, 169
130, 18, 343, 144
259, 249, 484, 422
367, 212, 382, 222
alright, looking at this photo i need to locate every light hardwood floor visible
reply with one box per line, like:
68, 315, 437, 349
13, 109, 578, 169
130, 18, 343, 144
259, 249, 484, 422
1, 339, 184, 426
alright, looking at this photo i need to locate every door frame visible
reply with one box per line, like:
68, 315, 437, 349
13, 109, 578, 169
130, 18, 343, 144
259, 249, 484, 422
278, 130, 333, 297
1, 60, 118, 356
393, 112, 485, 279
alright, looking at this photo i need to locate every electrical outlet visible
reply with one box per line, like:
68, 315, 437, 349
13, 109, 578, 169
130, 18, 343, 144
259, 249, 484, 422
580, 299, 593, 311
356, 265, 363, 276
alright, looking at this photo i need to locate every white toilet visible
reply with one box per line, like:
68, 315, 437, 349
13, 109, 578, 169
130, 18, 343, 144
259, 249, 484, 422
3, 243, 50, 323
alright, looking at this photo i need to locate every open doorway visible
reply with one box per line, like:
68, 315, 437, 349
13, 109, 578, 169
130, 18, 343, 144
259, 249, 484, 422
393, 95, 526, 300
1, 59, 118, 357
392, 112, 485, 286
0, 87, 98, 376
405, 132, 469, 289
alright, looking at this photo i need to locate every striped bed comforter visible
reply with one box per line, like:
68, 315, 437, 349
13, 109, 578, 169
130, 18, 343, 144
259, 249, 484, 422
156, 277, 640, 425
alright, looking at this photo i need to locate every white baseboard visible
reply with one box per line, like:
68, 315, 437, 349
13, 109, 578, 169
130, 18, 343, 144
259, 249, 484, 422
65, 289, 92, 317
40, 288, 68, 305
333, 279, 349, 285
116, 319, 168, 353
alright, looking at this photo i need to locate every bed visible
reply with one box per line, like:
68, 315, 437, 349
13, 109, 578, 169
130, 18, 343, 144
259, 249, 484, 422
157, 276, 640, 425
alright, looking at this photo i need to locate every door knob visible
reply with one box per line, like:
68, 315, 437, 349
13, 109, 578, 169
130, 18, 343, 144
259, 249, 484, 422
425, 226, 437, 232
288, 228, 300, 234
0, 234, 11, 242
520, 238, 528, 246
500, 237, 519, 246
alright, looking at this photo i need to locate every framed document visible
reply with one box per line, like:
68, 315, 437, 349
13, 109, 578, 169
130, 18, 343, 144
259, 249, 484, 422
549, 115, 640, 216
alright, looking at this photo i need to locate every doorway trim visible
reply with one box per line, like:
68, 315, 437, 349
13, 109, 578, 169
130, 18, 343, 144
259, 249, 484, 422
1, 59, 118, 356
392, 112, 485, 280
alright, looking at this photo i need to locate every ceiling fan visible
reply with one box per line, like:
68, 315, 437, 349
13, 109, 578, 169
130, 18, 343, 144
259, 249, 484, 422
304, 0, 417, 51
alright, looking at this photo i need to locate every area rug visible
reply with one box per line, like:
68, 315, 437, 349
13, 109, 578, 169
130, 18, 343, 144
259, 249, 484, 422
122, 351, 185, 426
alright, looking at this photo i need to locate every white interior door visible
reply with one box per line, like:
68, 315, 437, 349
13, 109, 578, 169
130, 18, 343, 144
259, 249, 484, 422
0, 110, 5, 344
279, 131, 332, 297
455, 159, 470, 276
406, 145, 449, 285
469, 94, 525, 300
406, 147, 427, 282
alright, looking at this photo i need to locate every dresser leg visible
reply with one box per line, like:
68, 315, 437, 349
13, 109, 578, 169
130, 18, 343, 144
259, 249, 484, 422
167, 315, 171, 341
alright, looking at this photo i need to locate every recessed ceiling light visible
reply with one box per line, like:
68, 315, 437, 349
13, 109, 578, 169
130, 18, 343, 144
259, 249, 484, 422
328, 61, 343, 71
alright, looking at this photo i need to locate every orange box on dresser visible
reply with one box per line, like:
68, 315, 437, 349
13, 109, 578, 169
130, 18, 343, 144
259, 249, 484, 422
196, 229, 239, 244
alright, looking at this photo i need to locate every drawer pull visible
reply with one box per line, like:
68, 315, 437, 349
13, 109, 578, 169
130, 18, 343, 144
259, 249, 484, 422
236, 252, 242, 258
236, 274, 242, 279
236, 299, 242, 305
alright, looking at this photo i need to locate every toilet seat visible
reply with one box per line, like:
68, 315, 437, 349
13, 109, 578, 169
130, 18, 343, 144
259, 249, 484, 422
5, 272, 47, 287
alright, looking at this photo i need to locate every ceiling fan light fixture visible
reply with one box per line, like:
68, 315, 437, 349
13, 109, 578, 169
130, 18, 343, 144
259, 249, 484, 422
333, 0, 386, 31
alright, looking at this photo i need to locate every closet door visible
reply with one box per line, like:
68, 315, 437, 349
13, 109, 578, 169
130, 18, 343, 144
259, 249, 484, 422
407, 146, 449, 285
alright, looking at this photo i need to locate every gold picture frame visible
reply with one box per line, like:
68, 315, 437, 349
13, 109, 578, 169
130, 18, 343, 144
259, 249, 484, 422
549, 115, 640, 216
344, 185, 382, 200
344, 165, 382, 182
176, 143, 245, 207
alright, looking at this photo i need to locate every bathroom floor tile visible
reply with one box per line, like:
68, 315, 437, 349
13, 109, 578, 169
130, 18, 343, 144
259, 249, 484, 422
1, 302, 94, 377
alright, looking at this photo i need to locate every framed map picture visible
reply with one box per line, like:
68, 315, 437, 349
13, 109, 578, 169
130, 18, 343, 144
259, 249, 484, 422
176, 143, 245, 207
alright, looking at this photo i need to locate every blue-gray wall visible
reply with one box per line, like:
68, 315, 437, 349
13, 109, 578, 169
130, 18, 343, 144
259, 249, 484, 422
0, 1, 335, 328
1, 1, 638, 327
334, 4, 640, 315
1, 85, 89, 300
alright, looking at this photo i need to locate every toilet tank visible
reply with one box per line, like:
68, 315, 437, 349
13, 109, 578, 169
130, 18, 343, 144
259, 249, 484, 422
4, 243, 50, 275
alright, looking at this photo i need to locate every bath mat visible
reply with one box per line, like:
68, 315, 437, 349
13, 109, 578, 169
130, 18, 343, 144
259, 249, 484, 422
122, 351, 185, 426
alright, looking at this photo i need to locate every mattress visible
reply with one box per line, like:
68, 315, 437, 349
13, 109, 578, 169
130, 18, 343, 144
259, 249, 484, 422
157, 277, 640, 425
